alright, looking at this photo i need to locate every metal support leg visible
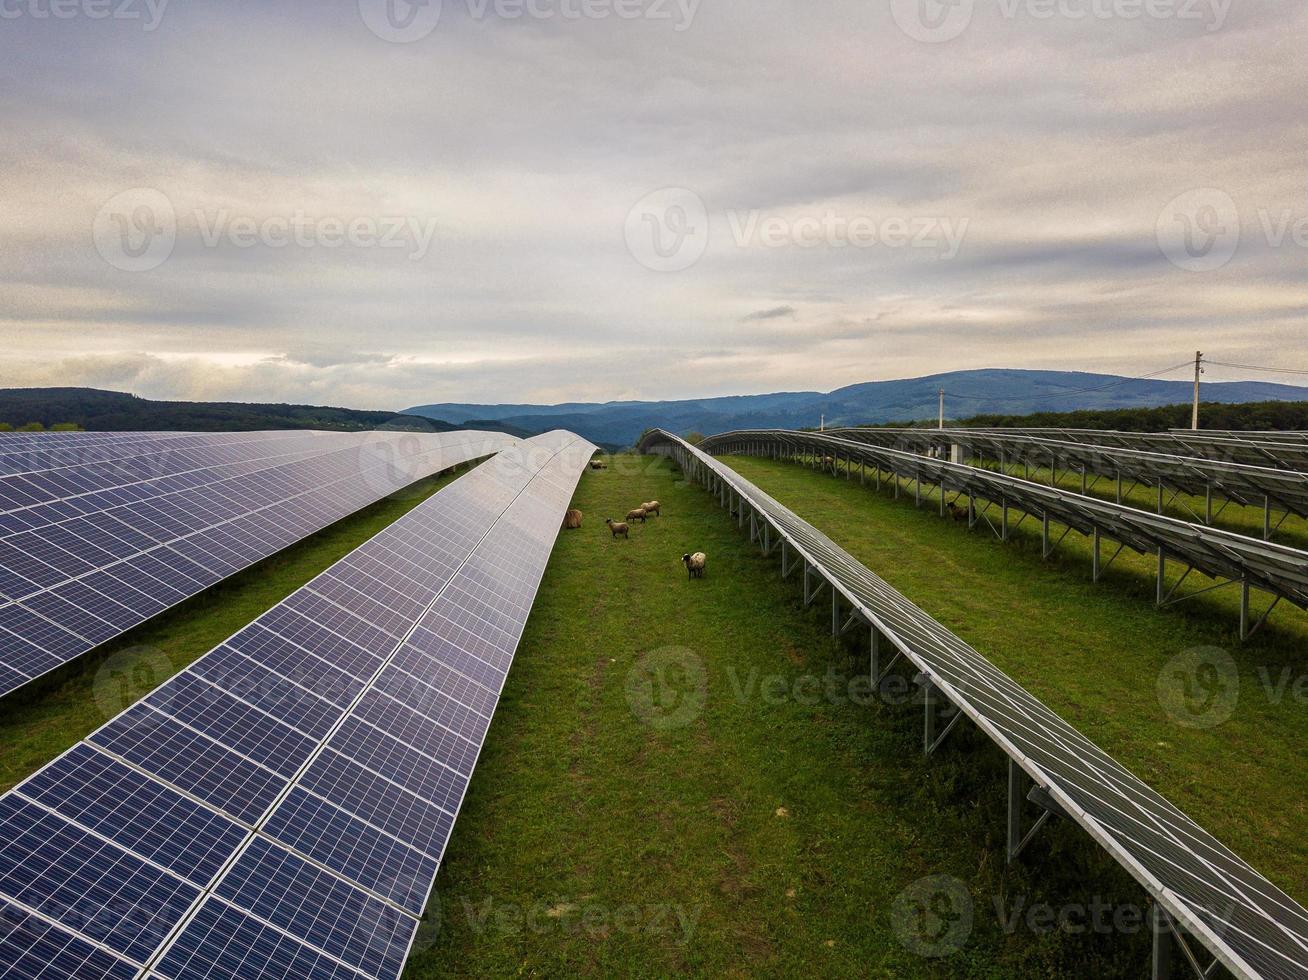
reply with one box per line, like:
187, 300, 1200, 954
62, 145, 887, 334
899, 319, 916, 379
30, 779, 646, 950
1157, 548, 1166, 607
1092, 528, 1101, 581
1041, 512, 1050, 558
1152, 906, 1172, 980
1205, 485, 1212, 525
1264, 496, 1272, 540
1001, 498, 1008, 541
923, 680, 962, 755
831, 588, 840, 636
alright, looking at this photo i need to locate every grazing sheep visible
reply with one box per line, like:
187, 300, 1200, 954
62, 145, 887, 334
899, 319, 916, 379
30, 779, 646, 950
641, 500, 661, 517
563, 508, 583, 529
590, 459, 607, 470
681, 552, 707, 579
605, 518, 629, 539
945, 501, 968, 522
626, 507, 648, 524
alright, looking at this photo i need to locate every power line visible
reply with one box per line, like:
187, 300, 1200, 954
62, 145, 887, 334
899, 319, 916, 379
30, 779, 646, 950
1206, 359, 1308, 378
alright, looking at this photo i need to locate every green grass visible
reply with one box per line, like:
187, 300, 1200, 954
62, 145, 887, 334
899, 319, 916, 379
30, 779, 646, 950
0, 465, 473, 792
409, 454, 1151, 978
721, 454, 1308, 908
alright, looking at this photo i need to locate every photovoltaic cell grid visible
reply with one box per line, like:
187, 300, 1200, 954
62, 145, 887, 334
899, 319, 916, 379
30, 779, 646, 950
0, 430, 594, 980
702, 429, 1308, 610
829, 426, 1308, 519
641, 429, 1308, 980
0, 429, 520, 698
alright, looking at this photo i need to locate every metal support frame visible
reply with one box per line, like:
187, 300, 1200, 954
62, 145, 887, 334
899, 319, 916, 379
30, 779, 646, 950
1006, 759, 1058, 863
922, 678, 963, 755
1239, 580, 1282, 640
1152, 906, 1225, 980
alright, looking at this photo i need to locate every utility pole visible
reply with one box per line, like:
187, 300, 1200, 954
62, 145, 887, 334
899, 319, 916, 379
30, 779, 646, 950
819, 413, 824, 432
1192, 351, 1204, 430
938, 388, 945, 430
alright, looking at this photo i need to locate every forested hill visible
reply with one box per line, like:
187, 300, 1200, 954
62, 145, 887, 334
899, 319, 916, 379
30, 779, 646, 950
0, 387, 454, 433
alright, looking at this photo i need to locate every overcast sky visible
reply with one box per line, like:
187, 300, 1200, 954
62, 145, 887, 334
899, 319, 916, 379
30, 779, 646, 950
2, 0, 1305, 409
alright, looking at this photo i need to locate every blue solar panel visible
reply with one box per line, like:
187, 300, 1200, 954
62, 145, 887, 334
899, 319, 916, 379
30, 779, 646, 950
0, 430, 520, 698
0, 897, 139, 980
0, 432, 595, 978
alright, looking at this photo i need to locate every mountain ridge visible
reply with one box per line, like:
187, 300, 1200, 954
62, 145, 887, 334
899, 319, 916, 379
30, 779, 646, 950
407, 369, 1308, 447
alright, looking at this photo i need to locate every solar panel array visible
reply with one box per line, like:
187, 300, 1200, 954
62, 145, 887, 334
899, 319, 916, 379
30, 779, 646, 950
641, 428, 1308, 980
829, 426, 1308, 519
0, 429, 520, 698
702, 429, 1308, 612
0, 430, 593, 980
954, 427, 1308, 472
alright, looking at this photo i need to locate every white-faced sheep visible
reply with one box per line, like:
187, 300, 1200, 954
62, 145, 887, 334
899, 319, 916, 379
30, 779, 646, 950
563, 508, 583, 529
605, 518, 630, 539
681, 552, 706, 579
641, 500, 661, 517
626, 507, 647, 524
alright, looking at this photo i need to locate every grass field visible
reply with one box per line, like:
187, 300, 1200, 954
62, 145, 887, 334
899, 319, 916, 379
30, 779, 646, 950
0, 464, 472, 792
721, 454, 1308, 906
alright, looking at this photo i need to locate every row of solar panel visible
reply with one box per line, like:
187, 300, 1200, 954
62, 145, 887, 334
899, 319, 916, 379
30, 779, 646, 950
642, 428, 1308, 980
0, 430, 520, 698
830, 427, 1308, 519
702, 430, 1308, 611
959, 427, 1308, 472
0, 430, 594, 980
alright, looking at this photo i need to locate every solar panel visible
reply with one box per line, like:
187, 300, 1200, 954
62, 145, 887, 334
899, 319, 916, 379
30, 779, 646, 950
642, 428, 1308, 980
701, 429, 1308, 629
0, 430, 594, 980
830, 426, 1308, 521
0, 429, 520, 698
956, 427, 1308, 472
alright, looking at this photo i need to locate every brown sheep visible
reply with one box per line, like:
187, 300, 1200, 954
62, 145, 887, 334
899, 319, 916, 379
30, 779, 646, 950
563, 508, 583, 529
945, 502, 968, 522
641, 500, 661, 517
626, 507, 647, 524
681, 552, 706, 579
605, 518, 629, 539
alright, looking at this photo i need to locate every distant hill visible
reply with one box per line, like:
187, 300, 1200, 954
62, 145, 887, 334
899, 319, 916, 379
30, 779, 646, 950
407, 369, 1308, 446
0, 387, 459, 433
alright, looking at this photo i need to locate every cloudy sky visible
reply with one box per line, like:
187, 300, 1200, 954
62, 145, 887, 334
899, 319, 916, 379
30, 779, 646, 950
2, 0, 1305, 409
